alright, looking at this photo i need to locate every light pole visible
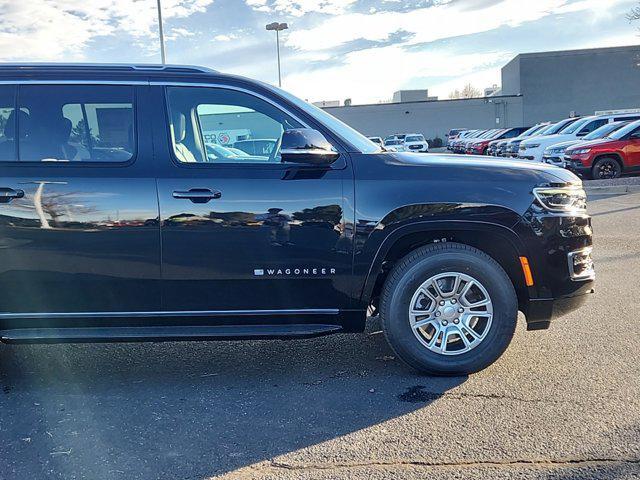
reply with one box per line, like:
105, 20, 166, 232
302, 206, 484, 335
265, 22, 288, 87
157, 0, 166, 64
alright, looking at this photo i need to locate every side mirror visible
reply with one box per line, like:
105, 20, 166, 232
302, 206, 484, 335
280, 128, 339, 165
576, 131, 588, 137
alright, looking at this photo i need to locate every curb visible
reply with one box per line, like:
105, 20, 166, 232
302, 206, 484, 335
585, 184, 640, 195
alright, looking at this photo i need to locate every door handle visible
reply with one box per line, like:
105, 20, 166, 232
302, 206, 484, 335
0, 188, 24, 203
172, 188, 222, 203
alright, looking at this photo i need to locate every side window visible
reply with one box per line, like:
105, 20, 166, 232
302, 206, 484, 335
503, 129, 521, 139
15, 85, 135, 163
0, 86, 16, 161
166, 86, 303, 164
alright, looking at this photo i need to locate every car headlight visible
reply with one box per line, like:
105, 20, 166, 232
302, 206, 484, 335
533, 186, 587, 213
545, 147, 564, 155
571, 148, 591, 155
525, 143, 541, 149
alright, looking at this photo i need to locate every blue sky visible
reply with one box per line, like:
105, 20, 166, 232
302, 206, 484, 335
1, 0, 639, 104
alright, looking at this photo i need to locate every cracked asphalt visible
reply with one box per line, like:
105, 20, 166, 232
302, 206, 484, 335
1, 193, 640, 480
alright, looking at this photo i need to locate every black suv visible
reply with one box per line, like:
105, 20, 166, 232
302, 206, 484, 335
0, 64, 594, 375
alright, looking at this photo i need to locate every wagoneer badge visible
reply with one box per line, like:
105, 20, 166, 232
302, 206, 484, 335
254, 268, 337, 276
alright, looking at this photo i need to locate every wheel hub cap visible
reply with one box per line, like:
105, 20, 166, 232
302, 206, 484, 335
408, 272, 494, 356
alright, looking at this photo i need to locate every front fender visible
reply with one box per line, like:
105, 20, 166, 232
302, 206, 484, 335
353, 203, 527, 307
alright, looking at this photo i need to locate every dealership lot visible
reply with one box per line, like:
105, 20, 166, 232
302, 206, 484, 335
0, 193, 639, 480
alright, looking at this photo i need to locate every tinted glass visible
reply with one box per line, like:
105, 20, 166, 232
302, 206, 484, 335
16, 85, 135, 163
609, 120, 640, 140
577, 118, 608, 135
0, 86, 16, 161
583, 121, 628, 140
559, 117, 592, 134
167, 87, 304, 164
405, 135, 424, 142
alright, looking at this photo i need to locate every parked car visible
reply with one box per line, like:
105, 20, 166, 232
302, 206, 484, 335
233, 138, 278, 156
519, 113, 640, 162
403, 133, 429, 152
504, 123, 554, 158
542, 121, 630, 167
446, 128, 467, 148
0, 64, 593, 376
464, 128, 505, 155
481, 127, 531, 156
564, 119, 640, 179
383, 138, 407, 152
367, 136, 384, 147
451, 130, 481, 153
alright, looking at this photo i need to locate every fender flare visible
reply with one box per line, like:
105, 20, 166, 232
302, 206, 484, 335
360, 219, 528, 304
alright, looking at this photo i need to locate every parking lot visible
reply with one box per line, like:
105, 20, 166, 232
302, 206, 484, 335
0, 192, 639, 480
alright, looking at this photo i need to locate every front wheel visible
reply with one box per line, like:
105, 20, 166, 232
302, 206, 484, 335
591, 157, 622, 180
380, 243, 517, 375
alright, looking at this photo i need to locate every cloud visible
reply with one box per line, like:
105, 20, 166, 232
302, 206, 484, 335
213, 33, 238, 42
285, 0, 633, 51
244, 0, 358, 17
0, 0, 213, 60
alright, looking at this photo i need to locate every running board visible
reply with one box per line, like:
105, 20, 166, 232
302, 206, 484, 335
0, 324, 343, 344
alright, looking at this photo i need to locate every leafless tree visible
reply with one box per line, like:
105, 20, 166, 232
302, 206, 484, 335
449, 83, 482, 99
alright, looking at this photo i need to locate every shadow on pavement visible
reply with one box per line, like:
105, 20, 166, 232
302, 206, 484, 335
0, 321, 466, 479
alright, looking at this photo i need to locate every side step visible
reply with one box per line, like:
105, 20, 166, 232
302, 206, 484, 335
0, 324, 343, 344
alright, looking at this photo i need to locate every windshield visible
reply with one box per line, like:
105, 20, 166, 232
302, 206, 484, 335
385, 139, 401, 145
608, 119, 640, 140
405, 135, 424, 142
559, 117, 592, 134
520, 124, 547, 137
545, 118, 578, 135
584, 122, 628, 140
264, 83, 380, 153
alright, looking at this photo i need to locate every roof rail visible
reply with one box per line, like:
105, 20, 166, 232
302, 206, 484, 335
0, 63, 218, 74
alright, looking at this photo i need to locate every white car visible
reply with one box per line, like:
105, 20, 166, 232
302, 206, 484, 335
367, 136, 384, 147
519, 113, 640, 162
402, 134, 429, 153
383, 138, 407, 152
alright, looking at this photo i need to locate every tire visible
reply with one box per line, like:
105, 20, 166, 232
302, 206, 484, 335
380, 243, 517, 376
591, 157, 622, 180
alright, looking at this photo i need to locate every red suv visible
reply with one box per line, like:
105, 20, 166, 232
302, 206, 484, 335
564, 119, 640, 179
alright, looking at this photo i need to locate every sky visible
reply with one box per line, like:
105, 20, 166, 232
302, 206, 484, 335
0, 0, 638, 104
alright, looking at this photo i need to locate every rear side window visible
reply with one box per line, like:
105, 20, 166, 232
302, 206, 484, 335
0, 86, 16, 161
6, 85, 136, 163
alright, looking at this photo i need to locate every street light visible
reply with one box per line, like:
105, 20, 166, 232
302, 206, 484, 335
265, 22, 288, 87
157, 0, 166, 64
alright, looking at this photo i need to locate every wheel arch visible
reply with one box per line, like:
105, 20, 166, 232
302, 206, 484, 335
361, 222, 530, 314
592, 152, 625, 171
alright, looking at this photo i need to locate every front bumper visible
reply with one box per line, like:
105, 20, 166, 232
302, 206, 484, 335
524, 286, 594, 330
516, 204, 594, 330
543, 154, 566, 167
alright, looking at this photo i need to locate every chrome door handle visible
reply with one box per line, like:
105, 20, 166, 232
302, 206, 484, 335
0, 188, 24, 203
172, 188, 222, 203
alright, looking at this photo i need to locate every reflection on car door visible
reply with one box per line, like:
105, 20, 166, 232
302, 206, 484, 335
153, 85, 354, 321
0, 84, 161, 325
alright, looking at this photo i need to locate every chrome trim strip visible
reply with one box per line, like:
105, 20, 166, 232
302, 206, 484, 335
0, 309, 339, 320
154, 81, 311, 128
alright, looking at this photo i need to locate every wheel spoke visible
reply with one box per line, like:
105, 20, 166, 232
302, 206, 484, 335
457, 326, 471, 348
413, 317, 434, 329
467, 298, 491, 308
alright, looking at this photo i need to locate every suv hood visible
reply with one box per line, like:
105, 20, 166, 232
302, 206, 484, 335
387, 152, 581, 184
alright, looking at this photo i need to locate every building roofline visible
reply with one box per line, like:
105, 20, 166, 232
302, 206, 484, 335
508, 44, 640, 62
322, 94, 523, 110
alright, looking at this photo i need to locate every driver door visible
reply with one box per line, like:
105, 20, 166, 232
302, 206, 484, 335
153, 85, 353, 317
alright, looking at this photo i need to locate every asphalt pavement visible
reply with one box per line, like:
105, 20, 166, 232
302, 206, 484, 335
1, 193, 640, 480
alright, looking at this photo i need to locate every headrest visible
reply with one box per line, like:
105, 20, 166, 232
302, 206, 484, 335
172, 112, 187, 143
53, 116, 72, 142
4, 110, 30, 140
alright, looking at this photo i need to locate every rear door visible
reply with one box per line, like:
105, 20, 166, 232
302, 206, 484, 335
0, 83, 160, 323
153, 84, 353, 320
